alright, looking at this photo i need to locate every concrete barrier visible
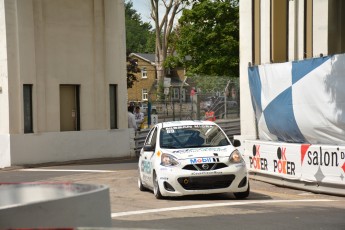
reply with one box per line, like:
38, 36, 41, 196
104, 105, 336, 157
235, 138, 345, 197
0, 183, 112, 228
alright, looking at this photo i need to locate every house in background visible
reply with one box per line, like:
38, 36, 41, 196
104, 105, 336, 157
0, 0, 129, 168
128, 53, 191, 105
128, 53, 157, 104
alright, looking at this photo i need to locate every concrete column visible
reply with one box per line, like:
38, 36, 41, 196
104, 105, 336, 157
239, 0, 257, 140
313, 0, 329, 56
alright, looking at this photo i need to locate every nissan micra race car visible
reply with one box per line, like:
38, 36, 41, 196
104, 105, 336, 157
138, 120, 249, 199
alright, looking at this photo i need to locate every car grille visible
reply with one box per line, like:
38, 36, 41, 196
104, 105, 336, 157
182, 163, 228, 171
177, 175, 235, 190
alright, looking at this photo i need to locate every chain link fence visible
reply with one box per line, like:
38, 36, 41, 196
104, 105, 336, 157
148, 78, 240, 123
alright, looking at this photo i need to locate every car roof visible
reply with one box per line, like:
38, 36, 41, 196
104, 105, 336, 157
157, 120, 216, 128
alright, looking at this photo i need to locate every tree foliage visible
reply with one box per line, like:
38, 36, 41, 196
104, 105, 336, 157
125, 1, 155, 88
125, 1, 155, 53
174, 0, 239, 79
126, 55, 139, 88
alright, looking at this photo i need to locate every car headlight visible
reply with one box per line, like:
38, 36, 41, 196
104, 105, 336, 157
161, 153, 179, 166
229, 149, 244, 163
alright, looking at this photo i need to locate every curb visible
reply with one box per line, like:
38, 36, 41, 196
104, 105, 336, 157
0, 156, 138, 171
249, 172, 345, 197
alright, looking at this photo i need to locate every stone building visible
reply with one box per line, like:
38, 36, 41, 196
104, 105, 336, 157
0, 0, 129, 168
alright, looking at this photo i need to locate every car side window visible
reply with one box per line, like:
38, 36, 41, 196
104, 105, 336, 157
145, 127, 157, 146
144, 128, 154, 145
151, 129, 157, 147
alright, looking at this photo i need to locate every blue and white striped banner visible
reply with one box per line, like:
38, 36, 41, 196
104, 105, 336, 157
248, 54, 345, 144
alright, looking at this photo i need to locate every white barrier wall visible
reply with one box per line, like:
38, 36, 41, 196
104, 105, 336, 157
242, 140, 345, 188
0, 183, 112, 228
6, 129, 131, 166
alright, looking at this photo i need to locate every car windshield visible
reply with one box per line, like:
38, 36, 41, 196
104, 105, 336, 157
159, 124, 230, 149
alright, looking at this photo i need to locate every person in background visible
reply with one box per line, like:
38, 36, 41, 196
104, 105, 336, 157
134, 106, 144, 131
205, 106, 216, 121
128, 105, 137, 130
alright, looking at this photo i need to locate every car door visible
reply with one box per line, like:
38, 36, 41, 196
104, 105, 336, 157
140, 126, 158, 187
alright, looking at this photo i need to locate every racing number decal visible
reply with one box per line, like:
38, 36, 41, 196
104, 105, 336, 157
141, 160, 152, 174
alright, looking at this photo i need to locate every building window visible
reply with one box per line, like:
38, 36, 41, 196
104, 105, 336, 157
271, 0, 288, 63
141, 67, 147, 78
142, 89, 148, 101
60, 85, 80, 131
109, 84, 118, 129
304, 0, 313, 58
172, 88, 179, 100
23, 84, 33, 133
252, 0, 261, 65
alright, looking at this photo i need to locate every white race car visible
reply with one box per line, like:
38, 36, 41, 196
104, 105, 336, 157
138, 120, 249, 199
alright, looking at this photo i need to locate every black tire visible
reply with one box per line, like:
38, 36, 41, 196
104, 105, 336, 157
234, 183, 250, 199
138, 176, 146, 191
153, 171, 163, 199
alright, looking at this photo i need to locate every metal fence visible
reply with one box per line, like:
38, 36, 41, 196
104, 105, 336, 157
145, 95, 240, 124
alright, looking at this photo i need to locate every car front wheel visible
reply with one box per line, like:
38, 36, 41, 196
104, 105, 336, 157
234, 183, 250, 199
153, 171, 163, 199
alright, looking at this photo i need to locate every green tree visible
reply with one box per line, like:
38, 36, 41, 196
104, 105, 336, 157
126, 55, 139, 88
125, 1, 156, 88
175, 0, 239, 82
125, 1, 155, 53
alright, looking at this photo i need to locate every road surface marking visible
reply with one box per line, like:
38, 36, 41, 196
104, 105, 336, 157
111, 199, 334, 218
18, 169, 117, 173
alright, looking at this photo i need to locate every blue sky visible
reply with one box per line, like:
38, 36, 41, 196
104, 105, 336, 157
131, 1, 153, 25
130, 0, 182, 27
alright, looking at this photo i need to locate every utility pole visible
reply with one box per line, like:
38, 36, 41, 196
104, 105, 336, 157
179, 76, 188, 120
224, 80, 231, 119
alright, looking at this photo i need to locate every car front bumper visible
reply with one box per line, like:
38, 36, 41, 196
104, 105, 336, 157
156, 163, 248, 197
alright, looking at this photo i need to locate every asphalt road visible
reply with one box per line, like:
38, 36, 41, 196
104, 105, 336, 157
1, 159, 344, 230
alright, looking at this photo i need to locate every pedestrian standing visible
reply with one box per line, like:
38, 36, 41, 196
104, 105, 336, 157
134, 106, 144, 131
128, 105, 137, 130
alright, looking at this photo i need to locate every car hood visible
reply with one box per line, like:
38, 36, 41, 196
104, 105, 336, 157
163, 146, 235, 159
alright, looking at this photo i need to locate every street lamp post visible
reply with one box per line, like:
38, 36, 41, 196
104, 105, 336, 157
224, 80, 231, 119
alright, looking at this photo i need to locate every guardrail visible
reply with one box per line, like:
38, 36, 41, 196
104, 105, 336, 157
134, 119, 241, 157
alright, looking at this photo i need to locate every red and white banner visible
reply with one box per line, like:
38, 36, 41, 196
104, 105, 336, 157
242, 140, 345, 185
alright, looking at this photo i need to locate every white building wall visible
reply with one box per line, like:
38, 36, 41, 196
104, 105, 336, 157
313, 0, 329, 56
239, 0, 256, 140
288, 0, 296, 61
260, 0, 271, 64
0, 0, 130, 168
104, 0, 128, 129
0, 0, 10, 167
297, 0, 305, 60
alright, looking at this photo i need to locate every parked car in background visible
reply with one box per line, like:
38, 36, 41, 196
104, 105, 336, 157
138, 120, 249, 199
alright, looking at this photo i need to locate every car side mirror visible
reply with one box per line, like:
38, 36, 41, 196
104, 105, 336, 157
233, 139, 241, 147
143, 144, 155, 152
